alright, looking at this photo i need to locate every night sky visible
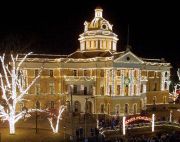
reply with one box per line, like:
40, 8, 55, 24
0, 1, 179, 69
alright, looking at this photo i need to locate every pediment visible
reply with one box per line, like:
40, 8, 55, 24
114, 51, 144, 64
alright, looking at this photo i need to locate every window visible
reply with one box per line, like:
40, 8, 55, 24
35, 83, 40, 95
163, 96, 166, 104
49, 70, 53, 77
115, 105, 120, 115
125, 104, 128, 114
117, 70, 121, 76
154, 82, 157, 91
49, 82, 55, 95
107, 104, 110, 114
100, 104, 104, 113
35, 101, 40, 109
100, 87, 104, 95
73, 70, 77, 76
19, 103, 24, 111
134, 85, 136, 95
140, 84, 143, 93
84, 70, 88, 76
133, 104, 137, 114
50, 101, 54, 109
35, 70, 39, 77
109, 85, 112, 95
165, 72, 168, 77
73, 85, 77, 94
84, 87, 87, 95
117, 85, 120, 95
164, 82, 167, 90
100, 70, 104, 77
153, 96, 156, 104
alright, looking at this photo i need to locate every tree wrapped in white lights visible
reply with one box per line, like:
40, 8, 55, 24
47, 105, 66, 133
0, 53, 42, 134
169, 69, 180, 103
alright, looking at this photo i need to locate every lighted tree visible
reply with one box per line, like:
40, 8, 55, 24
47, 104, 66, 133
169, 69, 180, 103
0, 53, 42, 134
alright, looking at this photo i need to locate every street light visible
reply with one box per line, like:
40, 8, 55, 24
84, 96, 94, 142
63, 126, 66, 141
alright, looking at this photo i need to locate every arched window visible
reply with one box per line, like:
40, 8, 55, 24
35, 101, 40, 109
165, 72, 168, 77
125, 104, 128, 114
133, 104, 137, 114
115, 105, 120, 115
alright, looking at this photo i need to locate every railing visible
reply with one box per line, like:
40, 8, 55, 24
141, 76, 148, 81
64, 76, 96, 82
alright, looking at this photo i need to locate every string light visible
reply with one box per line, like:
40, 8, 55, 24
0, 53, 42, 134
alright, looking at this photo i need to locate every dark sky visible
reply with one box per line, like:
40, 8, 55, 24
0, 1, 179, 68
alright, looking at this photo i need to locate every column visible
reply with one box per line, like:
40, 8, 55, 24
131, 70, 134, 96
121, 70, 124, 96
112, 69, 115, 96
161, 71, 165, 91
136, 70, 141, 96
143, 84, 146, 93
106, 70, 110, 96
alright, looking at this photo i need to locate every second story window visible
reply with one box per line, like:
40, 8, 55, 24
50, 101, 54, 109
35, 69, 39, 77
117, 70, 121, 76
100, 70, 104, 77
84, 70, 88, 76
49, 70, 54, 77
73, 85, 77, 94
73, 70, 77, 76
35, 83, 40, 95
49, 82, 55, 95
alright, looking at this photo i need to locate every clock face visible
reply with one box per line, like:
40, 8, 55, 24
124, 77, 130, 85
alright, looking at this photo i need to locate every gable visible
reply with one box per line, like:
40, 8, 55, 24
114, 51, 144, 64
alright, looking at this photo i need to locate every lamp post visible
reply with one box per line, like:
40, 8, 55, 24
64, 126, 66, 141
84, 96, 94, 142
70, 86, 74, 141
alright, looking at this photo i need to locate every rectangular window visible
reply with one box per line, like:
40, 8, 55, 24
73, 70, 77, 76
49, 70, 53, 77
109, 85, 112, 95
117, 70, 121, 76
73, 85, 77, 94
117, 85, 120, 95
101, 104, 104, 113
35, 83, 40, 95
35, 70, 39, 77
100, 70, 104, 77
49, 82, 55, 95
50, 101, 54, 109
84, 70, 88, 76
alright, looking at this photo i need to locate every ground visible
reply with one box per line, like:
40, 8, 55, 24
0, 127, 67, 142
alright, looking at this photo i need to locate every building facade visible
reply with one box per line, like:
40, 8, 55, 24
20, 8, 171, 118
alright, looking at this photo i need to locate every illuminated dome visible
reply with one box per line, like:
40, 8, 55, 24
78, 7, 118, 51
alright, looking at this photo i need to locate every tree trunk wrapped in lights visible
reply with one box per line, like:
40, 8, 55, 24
47, 105, 66, 133
0, 53, 42, 134
169, 69, 180, 103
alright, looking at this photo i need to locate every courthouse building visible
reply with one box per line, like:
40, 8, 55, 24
20, 7, 171, 117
